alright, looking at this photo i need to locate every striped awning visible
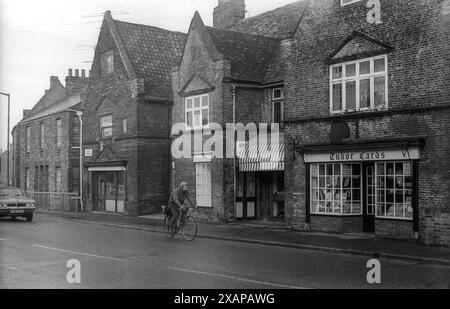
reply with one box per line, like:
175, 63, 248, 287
238, 134, 285, 172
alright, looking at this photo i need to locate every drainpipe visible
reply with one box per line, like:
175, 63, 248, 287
232, 85, 237, 221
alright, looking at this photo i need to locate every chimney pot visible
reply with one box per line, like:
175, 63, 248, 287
68, 69, 73, 77
81, 70, 86, 78
75, 69, 79, 77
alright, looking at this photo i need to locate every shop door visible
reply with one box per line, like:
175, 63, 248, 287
236, 173, 257, 220
97, 173, 106, 212
364, 164, 376, 233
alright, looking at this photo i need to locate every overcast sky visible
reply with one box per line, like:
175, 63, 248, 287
0, 0, 296, 150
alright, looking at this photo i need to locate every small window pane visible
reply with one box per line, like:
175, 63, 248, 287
332, 66, 343, 79
194, 97, 201, 108
201, 96, 209, 107
346, 81, 356, 110
346, 64, 356, 77
186, 99, 193, 109
360, 61, 370, 74
360, 79, 371, 108
374, 76, 386, 108
202, 109, 209, 126
332, 83, 342, 111
374, 58, 386, 73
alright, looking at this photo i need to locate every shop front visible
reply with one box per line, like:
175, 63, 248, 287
237, 135, 285, 221
86, 163, 127, 214
301, 139, 424, 239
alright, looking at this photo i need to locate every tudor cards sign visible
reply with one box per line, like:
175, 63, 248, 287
304, 148, 420, 163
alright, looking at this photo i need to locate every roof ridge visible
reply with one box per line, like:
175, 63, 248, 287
114, 19, 186, 36
206, 26, 281, 42
240, 0, 306, 23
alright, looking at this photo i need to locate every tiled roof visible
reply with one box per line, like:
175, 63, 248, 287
206, 27, 281, 83
114, 20, 186, 81
20, 93, 82, 124
229, 0, 308, 39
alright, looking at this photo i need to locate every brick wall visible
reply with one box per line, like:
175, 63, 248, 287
283, 0, 450, 246
310, 215, 363, 233
376, 219, 414, 240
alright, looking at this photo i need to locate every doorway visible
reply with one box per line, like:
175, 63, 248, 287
236, 172, 257, 220
94, 171, 125, 214
363, 164, 376, 233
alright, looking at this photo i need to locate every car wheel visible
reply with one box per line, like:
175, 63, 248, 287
26, 213, 33, 222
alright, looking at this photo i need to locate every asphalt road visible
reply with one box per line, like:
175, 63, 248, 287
1, 214, 450, 289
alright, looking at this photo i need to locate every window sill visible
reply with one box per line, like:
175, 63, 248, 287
375, 216, 413, 222
310, 213, 363, 217
330, 107, 388, 116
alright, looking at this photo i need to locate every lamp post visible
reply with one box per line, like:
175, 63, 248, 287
65, 109, 84, 213
0, 92, 10, 187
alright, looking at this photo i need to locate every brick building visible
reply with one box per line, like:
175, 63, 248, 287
82, 11, 186, 216
0, 148, 13, 186
171, 1, 307, 223
12, 70, 89, 210
282, 0, 450, 246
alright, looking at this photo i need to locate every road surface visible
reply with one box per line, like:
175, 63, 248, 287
1, 214, 450, 289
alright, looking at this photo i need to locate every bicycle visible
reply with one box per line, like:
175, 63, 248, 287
164, 206, 198, 241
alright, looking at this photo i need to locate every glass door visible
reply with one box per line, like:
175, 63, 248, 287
364, 164, 376, 233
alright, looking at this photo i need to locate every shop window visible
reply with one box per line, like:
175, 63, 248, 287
375, 162, 413, 220
311, 163, 362, 215
330, 56, 387, 113
100, 115, 113, 138
195, 163, 212, 207
185, 94, 209, 130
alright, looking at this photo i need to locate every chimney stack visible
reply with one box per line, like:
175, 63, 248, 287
213, 0, 246, 29
65, 68, 89, 95
50, 76, 60, 89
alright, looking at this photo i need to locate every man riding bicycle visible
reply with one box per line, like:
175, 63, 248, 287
167, 182, 195, 232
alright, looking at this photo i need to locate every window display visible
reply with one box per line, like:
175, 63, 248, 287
311, 163, 362, 215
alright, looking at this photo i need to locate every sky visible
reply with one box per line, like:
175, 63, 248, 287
0, 0, 297, 151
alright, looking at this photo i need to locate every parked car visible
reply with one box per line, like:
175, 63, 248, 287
0, 187, 36, 222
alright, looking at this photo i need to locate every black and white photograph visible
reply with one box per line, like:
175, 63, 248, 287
0, 0, 450, 294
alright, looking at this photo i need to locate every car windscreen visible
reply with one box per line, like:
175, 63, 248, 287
0, 188, 24, 197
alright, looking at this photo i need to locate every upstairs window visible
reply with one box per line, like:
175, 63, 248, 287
25, 126, 31, 152
101, 50, 114, 75
272, 87, 285, 125
39, 123, 45, 149
100, 115, 113, 138
122, 119, 128, 134
185, 94, 209, 130
330, 55, 387, 113
341, 0, 360, 6
56, 118, 63, 148
72, 116, 80, 145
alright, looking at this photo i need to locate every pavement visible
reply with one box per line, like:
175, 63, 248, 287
36, 210, 450, 267
2, 213, 450, 289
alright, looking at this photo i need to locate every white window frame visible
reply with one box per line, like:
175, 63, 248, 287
185, 94, 210, 130
100, 115, 113, 138
374, 161, 414, 221
310, 163, 363, 216
195, 163, 212, 207
341, 0, 360, 6
272, 87, 284, 100
330, 55, 388, 114
272, 100, 285, 124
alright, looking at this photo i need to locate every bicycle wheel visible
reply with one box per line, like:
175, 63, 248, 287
181, 217, 197, 241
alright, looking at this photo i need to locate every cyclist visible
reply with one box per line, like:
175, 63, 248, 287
167, 181, 194, 232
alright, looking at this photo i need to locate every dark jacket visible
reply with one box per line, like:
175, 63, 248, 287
168, 186, 191, 209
